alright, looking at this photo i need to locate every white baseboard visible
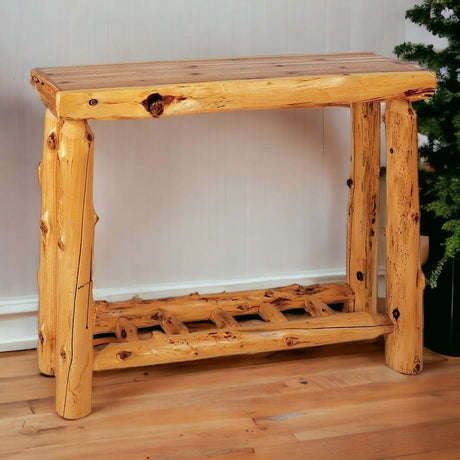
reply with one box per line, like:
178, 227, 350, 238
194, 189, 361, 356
0, 337, 38, 353
0, 296, 38, 315
0, 269, 354, 352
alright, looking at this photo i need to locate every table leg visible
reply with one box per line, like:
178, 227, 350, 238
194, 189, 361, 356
347, 101, 381, 313
38, 110, 63, 376
384, 99, 424, 375
55, 119, 97, 418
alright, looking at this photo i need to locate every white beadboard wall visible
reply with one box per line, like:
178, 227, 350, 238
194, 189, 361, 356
0, 0, 422, 351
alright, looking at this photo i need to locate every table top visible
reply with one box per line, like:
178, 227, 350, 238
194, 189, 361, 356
31, 52, 436, 120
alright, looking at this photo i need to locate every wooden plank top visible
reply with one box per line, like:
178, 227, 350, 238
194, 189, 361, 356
33, 53, 427, 91
31, 52, 436, 120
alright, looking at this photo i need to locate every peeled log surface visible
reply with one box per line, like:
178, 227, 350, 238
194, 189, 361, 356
115, 317, 139, 342
304, 297, 337, 317
153, 310, 189, 335
37, 110, 62, 376
210, 308, 240, 328
93, 312, 393, 371
347, 101, 380, 314
55, 119, 97, 419
94, 283, 354, 334
259, 303, 288, 323
384, 100, 424, 375
31, 53, 435, 120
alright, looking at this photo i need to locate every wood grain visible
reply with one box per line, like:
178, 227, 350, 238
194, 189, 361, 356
114, 317, 139, 342
210, 308, 240, 329
93, 313, 392, 371
156, 310, 189, 335
32, 53, 428, 91
1, 344, 459, 459
30, 53, 436, 119
304, 296, 337, 317
346, 101, 380, 314
55, 119, 97, 419
94, 283, 354, 333
384, 100, 425, 375
37, 110, 62, 376
259, 303, 289, 323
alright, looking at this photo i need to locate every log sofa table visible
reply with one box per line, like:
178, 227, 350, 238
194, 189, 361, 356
31, 53, 436, 419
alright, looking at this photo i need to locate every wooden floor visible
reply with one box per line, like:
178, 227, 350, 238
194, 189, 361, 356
1, 340, 460, 459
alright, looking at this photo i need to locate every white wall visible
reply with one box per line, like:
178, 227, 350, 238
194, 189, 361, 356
0, 0, 418, 351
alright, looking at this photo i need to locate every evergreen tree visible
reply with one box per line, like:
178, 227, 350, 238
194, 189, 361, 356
394, 0, 460, 287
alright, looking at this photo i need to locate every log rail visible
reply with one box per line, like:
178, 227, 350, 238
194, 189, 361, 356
94, 283, 353, 333
94, 312, 393, 371
91, 282, 394, 371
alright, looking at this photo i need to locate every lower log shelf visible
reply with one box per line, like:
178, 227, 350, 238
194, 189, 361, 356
92, 283, 394, 371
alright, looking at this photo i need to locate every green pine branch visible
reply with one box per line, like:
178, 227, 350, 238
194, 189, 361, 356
394, 0, 460, 287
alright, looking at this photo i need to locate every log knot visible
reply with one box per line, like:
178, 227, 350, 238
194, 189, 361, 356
270, 297, 291, 307
47, 133, 57, 150
410, 212, 419, 224
143, 93, 165, 117
404, 88, 435, 100
39, 220, 49, 237
151, 311, 163, 322
284, 336, 300, 347
236, 302, 251, 312
413, 362, 422, 374
117, 351, 133, 360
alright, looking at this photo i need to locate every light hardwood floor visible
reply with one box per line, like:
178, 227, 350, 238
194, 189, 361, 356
1, 340, 459, 459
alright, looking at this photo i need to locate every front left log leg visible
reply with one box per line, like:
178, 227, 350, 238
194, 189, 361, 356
384, 99, 424, 375
55, 119, 97, 419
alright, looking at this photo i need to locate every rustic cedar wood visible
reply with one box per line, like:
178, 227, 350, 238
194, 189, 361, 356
31, 53, 436, 419
31, 52, 436, 120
